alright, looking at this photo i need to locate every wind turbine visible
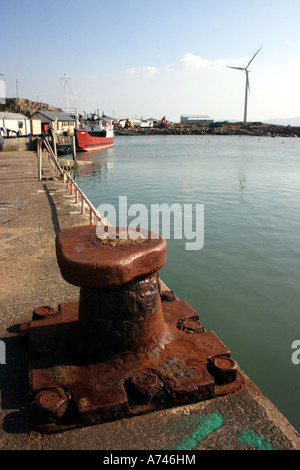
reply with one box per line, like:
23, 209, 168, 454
227, 46, 262, 122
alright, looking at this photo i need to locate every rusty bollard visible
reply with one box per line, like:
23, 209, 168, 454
56, 226, 168, 357
23, 225, 243, 433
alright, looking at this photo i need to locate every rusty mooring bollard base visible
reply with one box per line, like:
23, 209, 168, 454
21, 297, 243, 434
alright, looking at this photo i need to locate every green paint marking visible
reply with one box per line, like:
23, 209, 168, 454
175, 413, 223, 450
169, 414, 205, 432
237, 431, 275, 450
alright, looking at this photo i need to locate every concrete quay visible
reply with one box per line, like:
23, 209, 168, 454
0, 151, 299, 451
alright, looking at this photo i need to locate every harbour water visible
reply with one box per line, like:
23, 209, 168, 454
72, 134, 300, 432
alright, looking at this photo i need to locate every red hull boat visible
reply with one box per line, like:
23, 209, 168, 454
75, 115, 114, 151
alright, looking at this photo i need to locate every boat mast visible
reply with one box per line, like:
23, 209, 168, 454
61, 72, 71, 113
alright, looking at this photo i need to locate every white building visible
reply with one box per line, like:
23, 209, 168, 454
140, 120, 154, 128
29, 111, 77, 135
180, 115, 213, 125
117, 118, 156, 128
0, 112, 31, 136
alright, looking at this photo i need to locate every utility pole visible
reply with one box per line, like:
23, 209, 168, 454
16, 79, 18, 98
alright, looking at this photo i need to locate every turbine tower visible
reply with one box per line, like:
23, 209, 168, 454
227, 46, 262, 122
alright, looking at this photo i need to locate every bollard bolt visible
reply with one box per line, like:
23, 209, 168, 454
35, 388, 69, 422
32, 306, 56, 321
126, 371, 164, 404
177, 317, 204, 334
209, 356, 238, 384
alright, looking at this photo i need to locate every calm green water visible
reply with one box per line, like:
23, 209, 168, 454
72, 135, 300, 432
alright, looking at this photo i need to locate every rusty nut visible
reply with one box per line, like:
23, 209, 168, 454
211, 356, 237, 383
128, 371, 164, 403
177, 317, 204, 334
35, 388, 69, 422
32, 306, 56, 321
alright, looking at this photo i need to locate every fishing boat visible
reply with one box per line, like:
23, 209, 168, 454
75, 114, 114, 151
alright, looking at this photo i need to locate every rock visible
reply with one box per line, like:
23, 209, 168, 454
0, 98, 62, 118
114, 123, 300, 138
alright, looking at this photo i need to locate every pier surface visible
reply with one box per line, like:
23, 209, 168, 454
0, 151, 299, 451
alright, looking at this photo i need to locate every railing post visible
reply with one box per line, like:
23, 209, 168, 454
38, 139, 42, 181
44, 137, 63, 175
72, 135, 77, 164
60, 170, 110, 228
37, 139, 40, 180
51, 128, 57, 159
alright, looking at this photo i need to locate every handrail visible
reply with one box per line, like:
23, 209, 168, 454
40, 136, 110, 227
42, 137, 64, 177
62, 170, 110, 226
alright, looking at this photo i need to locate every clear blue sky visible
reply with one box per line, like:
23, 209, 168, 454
1, 0, 300, 122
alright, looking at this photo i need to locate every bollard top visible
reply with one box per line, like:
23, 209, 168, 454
56, 226, 167, 288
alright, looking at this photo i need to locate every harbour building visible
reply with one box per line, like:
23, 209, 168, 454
180, 114, 213, 126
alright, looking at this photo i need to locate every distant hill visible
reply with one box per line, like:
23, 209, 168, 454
264, 116, 300, 126
0, 98, 62, 118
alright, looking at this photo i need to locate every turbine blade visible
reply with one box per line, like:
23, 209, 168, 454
227, 66, 245, 70
246, 45, 263, 68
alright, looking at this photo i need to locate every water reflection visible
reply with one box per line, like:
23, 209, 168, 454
73, 161, 114, 182
238, 171, 247, 202
72, 147, 115, 184
76, 145, 115, 163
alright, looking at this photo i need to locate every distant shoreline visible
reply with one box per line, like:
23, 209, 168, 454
115, 122, 300, 138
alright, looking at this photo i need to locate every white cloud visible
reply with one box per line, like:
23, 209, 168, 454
179, 53, 213, 70
125, 66, 158, 77
165, 53, 247, 73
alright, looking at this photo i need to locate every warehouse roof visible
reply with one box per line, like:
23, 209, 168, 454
181, 114, 210, 119
30, 111, 76, 122
0, 112, 28, 120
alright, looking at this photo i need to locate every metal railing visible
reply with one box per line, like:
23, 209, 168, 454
62, 170, 110, 226
37, 136, 63, 179
40, 137, 110, 227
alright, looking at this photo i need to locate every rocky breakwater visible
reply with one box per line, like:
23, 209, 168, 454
115, 122, 300, 138
0, 97, 62, 118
